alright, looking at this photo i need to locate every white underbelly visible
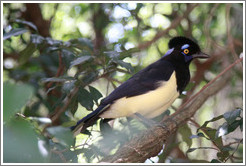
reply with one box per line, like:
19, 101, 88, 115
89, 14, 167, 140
100, 72, 179, 119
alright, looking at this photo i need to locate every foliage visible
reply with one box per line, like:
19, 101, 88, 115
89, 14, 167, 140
2, 3, 243, 163
188, 108, 243, 162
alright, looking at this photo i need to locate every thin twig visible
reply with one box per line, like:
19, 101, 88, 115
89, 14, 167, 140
204, 3, 220, 50
191, 146, 219, 151
225, 4, 243, 70
226, 4, 240, 62
47, 51, 64, 90
224, 139, 243, 162
50, 86, 79, 124
224, 140, 243, 147
106, 78, 110, 96
51, 149, 67, 162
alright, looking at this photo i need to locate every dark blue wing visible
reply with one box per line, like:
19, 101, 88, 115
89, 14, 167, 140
101, 59, 175, 104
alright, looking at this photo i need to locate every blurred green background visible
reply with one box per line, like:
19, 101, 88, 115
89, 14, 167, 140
2, 3, 243, 163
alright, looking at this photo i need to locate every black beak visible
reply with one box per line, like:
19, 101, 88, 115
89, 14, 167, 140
192, 52, 210, 59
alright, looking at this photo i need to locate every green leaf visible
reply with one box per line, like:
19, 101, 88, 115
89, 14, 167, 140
203, 127, 223, 148
46, 37, 62, 46
223, 108, 242, 125
217, 151, 229, 162
221, 146, 234, 152
78, 71, 98, 85
216, 119, 242, 138
211, 159, 221, 163
3, 28, 28, 40
216, 122, 228, 138
240, 119, 243, 131
62, 80, 75, 94
178, 123, 192, 147
113, 58, 134, 73
228, 119, 242, 133
67, 96, 78, 115
49, 143, 79, 163
69, 56, 92, 69
15, 19, 38, 31
3, 82, 34, 122
4, 119, 46, 162
46, 46, 60, 52
61, 149, 79, 163
47, 126, 74, 147
31, 34, 45, 45
19, 43, 37, 64
198, 115, 223, 132
69, 38, 94, 51
105, 51, 120, 58
61, 49, 76, 68
89, 86, 103, 105
78, 88, 94, 110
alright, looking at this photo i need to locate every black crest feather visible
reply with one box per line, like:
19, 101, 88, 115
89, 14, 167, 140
168, 36, 200, 51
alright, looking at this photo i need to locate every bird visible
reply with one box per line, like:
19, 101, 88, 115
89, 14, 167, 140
71, 36, 209, 135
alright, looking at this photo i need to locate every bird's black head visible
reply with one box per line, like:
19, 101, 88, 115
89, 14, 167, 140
164, 36, 209, 63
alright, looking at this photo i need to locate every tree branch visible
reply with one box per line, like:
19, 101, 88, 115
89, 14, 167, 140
100, 57, 242, 163
49, 86, 79, 125
22, 3, 50, 37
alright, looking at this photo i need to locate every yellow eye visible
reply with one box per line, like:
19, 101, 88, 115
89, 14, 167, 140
183, 49, 189, 54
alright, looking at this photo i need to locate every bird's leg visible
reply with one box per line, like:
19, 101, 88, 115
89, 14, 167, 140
100, 118, 114, 132
133, 113, 163, 139
134, 113, 171, 134
133, 113, 157, 127
101, 118, 114, 124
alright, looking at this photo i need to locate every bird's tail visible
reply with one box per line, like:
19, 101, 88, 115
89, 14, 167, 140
71, 104, 110, 135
